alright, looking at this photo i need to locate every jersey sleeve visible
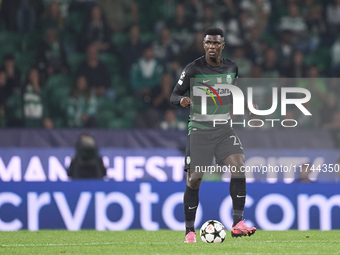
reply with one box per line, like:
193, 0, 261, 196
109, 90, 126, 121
170, 64, 193, 106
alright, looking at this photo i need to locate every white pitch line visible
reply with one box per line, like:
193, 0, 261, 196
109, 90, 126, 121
0, 242, 179, 248
0, 240, 338, 248
1, 243, 114, 247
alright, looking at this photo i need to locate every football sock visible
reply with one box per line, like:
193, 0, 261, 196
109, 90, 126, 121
230, 177, 246, 226
184, 185, 199, 235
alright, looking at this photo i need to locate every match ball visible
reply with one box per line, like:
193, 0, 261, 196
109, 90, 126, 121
200, 220, 226, 243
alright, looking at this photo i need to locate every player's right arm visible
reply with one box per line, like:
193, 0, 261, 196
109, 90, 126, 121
170, 65, 193, 108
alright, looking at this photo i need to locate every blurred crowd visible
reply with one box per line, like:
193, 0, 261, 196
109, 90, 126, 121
0, 0, 340, 131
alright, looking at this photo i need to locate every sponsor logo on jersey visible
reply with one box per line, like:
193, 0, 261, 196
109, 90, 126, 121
198, 83, 223, 106
204, 88, 230, 95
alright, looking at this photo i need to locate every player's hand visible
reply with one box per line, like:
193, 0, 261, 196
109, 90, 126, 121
180, 97, 192, 108
249, 104, 258, 115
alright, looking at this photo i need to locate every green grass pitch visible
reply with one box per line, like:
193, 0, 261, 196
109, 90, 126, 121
0, 230, 339, 254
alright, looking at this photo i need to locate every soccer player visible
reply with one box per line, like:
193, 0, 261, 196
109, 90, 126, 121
170, 27, 256, 243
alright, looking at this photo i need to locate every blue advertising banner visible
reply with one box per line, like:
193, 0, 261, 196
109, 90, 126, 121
0, 148, 339, 182
0, 129, 333, 149
0, 182, 339, 231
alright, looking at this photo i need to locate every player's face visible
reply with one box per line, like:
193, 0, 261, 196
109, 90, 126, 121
203, 35, 225, 59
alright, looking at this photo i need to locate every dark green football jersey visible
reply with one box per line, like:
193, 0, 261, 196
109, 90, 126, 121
171, 56, 238, 132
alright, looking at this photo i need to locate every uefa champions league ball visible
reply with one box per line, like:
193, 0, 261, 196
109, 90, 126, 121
200, 220, 227, 243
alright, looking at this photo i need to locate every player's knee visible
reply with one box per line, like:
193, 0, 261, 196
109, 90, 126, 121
187, 177, 202, 189
231, 165, 246, 178
230, 160, 245, 177
224, 154, 245, 177
187, 169, 203, 189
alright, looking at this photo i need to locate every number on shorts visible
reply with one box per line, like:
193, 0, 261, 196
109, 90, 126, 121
230, 135, 243, 149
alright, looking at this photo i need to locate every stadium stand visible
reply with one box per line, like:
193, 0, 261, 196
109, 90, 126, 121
0, 0, 339, 134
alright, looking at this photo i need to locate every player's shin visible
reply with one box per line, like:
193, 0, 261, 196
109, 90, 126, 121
230, 177, 246, 226
183, 185, 199, 234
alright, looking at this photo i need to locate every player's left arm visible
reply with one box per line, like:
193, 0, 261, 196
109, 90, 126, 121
170, 65, 192, 107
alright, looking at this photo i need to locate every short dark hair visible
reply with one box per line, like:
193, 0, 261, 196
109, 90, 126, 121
204, 27, 224, 38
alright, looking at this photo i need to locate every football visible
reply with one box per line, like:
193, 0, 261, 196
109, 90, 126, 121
200, 220, 226, 243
